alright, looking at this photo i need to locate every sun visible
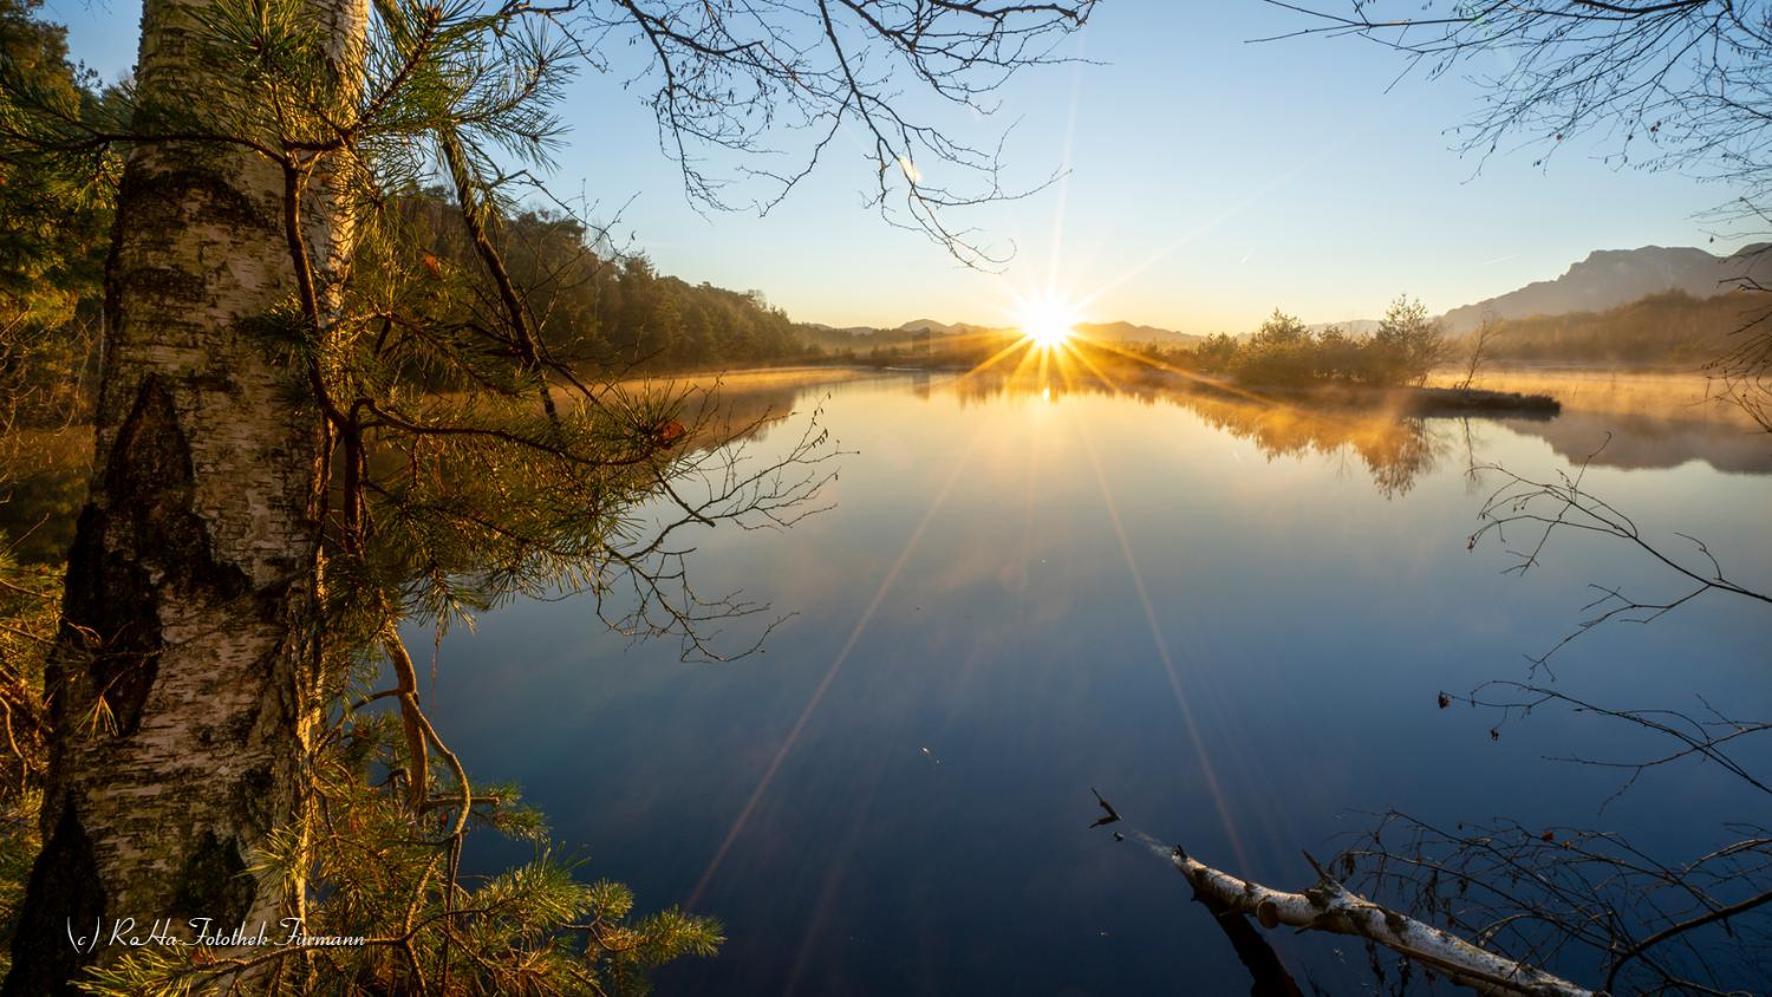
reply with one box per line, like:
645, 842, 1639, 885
1014, 292, 1081, 348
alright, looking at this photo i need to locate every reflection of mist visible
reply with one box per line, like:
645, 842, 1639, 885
935, 362, 1770, 489
1502, 410, 1772, 474
1431, 368, 1772, 473
947, 366, 1450, 498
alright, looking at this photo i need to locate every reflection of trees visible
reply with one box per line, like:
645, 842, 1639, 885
0, 372, 830, 569
1190, 398, 1444, 499
356, 380, 834, 656
950, 364, 1448, 498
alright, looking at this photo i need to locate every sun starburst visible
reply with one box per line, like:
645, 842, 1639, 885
1013, 291, 1081, 349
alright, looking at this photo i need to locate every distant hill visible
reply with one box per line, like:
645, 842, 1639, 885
1074, 321, 1202, 346
898, 318, 970, 335
1441, 244, 1772, 332
799, 321, 884, 337
1307, 319, 1381, 336
896, 317, 1200, 344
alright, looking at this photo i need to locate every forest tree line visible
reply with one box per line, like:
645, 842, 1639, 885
4, 184, 824, 426
1450, 288, 1766, 366
3, 0, 818, 437
405, 198, 819, 377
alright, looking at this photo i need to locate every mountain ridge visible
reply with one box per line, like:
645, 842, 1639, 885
1439, 244, 1772, 332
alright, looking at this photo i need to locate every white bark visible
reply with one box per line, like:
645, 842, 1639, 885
1168, 845, 1591, 997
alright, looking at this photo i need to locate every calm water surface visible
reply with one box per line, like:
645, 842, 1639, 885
426, 369, 1772, 994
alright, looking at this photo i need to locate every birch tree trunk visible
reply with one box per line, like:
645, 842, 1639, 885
3, 0, 364, 989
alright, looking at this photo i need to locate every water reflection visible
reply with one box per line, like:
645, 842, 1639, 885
412, 367, 1769, 996
0, 367, 855, 566
7, 366, 1756, 559
2, 367, 1768, 994
1432, 367, 1772, 473
950, 367, 1450, 496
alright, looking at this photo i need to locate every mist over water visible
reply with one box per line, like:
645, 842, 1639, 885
422, 369, 1772, 994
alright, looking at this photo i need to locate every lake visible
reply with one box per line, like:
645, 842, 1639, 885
406, 367, 1771, 994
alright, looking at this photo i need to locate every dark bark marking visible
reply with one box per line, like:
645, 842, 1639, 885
113, 265, 208, 306
117, 165, 278, 237
237, 765, 277, 831
1, 803, 106, 997
170, 831, 255, 928
57, 377, 249, 736
54, 502, 158, 736
104, 165, 280, 333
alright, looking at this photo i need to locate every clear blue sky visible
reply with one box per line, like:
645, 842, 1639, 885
45, 1, 1753, 333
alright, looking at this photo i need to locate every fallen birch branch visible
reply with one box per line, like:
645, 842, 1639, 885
1167, 843, 1591, 997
